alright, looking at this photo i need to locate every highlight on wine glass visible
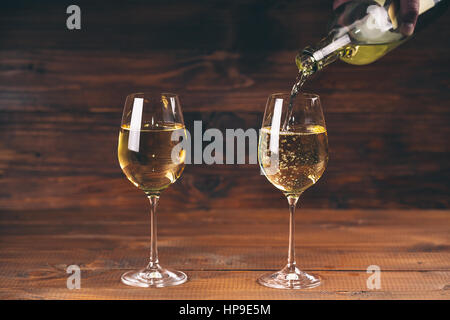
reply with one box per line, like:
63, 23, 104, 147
118, 92, 187, 287
258, 93, 328, 289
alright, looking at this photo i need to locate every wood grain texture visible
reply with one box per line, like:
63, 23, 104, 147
0, 208, 449, 299
1, 270, 449, 300
0, 1, 449, 211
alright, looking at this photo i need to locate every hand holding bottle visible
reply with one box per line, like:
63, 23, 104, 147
398, 0, 420, 35
333, 0, 420, 35
295, 0, 445, 85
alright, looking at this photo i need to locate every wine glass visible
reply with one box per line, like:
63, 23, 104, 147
258, 93, 328, 289
118, 92, 187, 287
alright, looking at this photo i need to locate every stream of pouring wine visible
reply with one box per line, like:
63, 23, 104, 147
282, 71, 306, 131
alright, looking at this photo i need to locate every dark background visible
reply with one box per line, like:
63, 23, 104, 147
0, 0, 448, 213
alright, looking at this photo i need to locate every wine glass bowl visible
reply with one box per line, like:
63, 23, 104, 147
258, 92, 328, 289
118, 92, 188, 288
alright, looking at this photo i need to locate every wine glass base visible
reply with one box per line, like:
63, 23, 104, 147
121, 265, 187, 288
257, 265, 320, 289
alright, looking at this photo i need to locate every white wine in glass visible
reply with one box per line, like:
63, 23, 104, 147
258, 93, 328, 289
119, 122, 186, 194
118, 92, 187, 288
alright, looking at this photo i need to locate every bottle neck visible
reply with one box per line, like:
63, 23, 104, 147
296, 34, 352, 76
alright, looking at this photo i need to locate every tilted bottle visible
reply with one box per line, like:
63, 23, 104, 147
296, 0, 448, 79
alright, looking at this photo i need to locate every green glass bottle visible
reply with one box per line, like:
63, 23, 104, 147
295, 0, 447, 84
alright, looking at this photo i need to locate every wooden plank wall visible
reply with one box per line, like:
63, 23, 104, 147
0, 0, 449, 212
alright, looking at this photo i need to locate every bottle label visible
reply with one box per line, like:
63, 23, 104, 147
419, 0, 438, 14
388, 2, 399, 29
374, 0, 387, 5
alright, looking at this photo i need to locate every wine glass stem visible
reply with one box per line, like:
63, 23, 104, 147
287, 195, 299, 271
147, 195, 160, 268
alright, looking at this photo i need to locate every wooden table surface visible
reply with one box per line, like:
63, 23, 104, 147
0, 207, 448, 299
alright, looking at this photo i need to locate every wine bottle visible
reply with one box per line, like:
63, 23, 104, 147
293, 0, 448, 95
